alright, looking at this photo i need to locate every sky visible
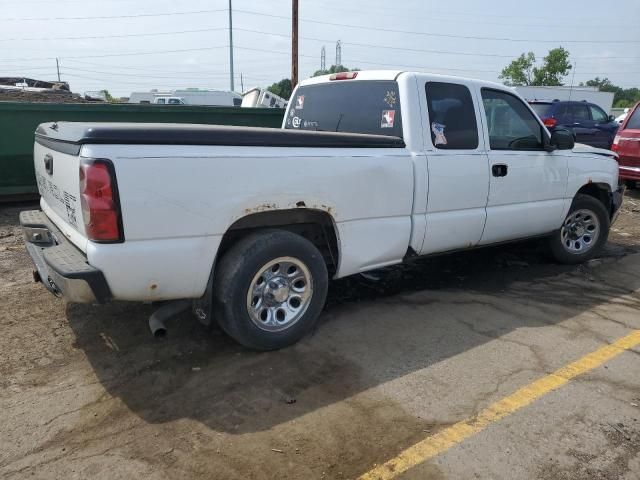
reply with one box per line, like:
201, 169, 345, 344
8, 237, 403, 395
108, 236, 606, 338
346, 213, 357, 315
1, 0, 639, 97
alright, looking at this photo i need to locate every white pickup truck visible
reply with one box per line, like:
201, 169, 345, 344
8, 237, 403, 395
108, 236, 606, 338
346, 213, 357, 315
22, 70, 623, 350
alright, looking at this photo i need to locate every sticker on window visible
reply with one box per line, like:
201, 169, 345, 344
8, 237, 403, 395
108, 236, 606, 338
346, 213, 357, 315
296, 95, 305, 110
292, 116, 301, 128
431, 122, 447, 145
384, 90, 397, 108
381, 110, 395, 128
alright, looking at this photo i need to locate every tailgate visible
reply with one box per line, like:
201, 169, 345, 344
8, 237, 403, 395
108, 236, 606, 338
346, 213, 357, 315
34, 138, 87, 249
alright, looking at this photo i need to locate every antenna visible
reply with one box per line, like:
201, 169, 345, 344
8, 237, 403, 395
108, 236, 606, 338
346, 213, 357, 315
335, 40, 341, 67
320, 45, 326, 71
568, 60, 577, 102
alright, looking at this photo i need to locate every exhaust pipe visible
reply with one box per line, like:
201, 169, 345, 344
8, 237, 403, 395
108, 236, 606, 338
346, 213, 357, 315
148, 300, 191, 338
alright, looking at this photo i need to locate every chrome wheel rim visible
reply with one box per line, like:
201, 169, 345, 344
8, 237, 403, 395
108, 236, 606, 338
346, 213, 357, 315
246, 256, 313, 332
560, 208, 600, 254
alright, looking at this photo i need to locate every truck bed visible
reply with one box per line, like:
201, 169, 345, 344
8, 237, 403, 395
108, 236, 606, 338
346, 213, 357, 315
35, 122, 405, 150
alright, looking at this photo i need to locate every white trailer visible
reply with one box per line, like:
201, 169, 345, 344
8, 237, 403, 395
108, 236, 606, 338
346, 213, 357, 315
515, 86, 615, 113
128, 89, 242, 106
241, 87, 288, 108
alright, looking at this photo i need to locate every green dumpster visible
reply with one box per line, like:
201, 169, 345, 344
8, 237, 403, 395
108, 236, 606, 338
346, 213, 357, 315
0, 102, 284, 200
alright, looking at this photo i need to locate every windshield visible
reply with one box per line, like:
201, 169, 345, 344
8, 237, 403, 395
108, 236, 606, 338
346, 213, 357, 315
529, 102, 552, 118
285, 80, 403, 137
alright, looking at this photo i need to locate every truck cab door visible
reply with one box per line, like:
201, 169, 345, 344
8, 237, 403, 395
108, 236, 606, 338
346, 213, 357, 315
478, 88, 568, 244
418, 79, 490, 255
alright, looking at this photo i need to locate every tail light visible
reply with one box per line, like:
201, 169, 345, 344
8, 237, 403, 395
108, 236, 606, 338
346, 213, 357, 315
329, 71, 358, 80
79, 159, 123, 242
612, 134, 620, 152
543, 117, 557, 128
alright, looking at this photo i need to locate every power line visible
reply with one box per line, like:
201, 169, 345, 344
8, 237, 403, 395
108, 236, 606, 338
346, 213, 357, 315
1, 8, 226, 22
0, 27, 227, 42
233, 8, 640, 45
60, 66, 272, 80
0, 46, 228, 62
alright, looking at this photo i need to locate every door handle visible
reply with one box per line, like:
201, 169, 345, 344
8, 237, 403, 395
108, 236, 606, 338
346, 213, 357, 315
492, 164, 508, 177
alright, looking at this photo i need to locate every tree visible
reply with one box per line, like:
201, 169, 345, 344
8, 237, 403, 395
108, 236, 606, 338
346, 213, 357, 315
499, 52, 535, 86
101, 89, 116, 102
579, 77, 640, 108
532, 47, 572, 86
267, 78, 292, 100
500, 47, 571, 86
312, 64, 359, 77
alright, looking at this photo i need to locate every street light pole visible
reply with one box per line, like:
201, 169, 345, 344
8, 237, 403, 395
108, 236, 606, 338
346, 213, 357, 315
228, 0, 235, 92
291, 0, 298, 89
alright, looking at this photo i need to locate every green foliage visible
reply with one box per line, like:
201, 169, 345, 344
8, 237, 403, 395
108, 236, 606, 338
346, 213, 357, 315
500, 47, 571, 86
499, 52, 535, 86
312, 64, 359, 77
101, 89, 115, 102
266, 78, 293, 100
579, 77, 640, 108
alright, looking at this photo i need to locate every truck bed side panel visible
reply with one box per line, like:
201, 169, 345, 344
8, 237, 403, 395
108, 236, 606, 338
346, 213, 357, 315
81, 144, 415, 299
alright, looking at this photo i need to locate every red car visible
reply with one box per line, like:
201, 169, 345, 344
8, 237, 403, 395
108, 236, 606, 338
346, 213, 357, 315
613, 101, 640, 187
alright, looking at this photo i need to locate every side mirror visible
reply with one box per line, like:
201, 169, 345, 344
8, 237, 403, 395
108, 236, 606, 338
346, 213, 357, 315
608, 115, 616, 122
549, 128, 575, 150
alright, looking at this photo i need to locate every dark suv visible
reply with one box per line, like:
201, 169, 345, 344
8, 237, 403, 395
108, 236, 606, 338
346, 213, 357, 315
529, 100, 619, 149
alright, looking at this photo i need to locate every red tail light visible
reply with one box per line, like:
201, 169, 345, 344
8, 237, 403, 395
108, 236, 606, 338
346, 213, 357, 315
329, 71, 358, 80
79, 159, 123, 242
543, 117, 557, 128
612, 134, 620, 152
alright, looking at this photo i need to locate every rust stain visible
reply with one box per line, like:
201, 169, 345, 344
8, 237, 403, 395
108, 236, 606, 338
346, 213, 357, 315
244, 203, 277, 215
150, 284, 157, 290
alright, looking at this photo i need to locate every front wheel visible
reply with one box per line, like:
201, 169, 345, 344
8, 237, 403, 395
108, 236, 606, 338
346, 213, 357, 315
549, 194, 610, 264
213, 230, 328, 351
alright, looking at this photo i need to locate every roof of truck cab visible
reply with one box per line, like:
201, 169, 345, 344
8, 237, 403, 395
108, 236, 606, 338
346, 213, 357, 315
299, 70, 510, 91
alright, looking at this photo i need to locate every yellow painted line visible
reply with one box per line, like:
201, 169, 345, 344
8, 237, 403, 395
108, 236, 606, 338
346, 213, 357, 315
359, 329, 640, 480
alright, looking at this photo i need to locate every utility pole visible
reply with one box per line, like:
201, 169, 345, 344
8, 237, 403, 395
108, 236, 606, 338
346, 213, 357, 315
228, 0, 234, 92
320, 46, 326, 71
55, 58, 61, 82
335, 40, 341, 67
291, 0, 298, 88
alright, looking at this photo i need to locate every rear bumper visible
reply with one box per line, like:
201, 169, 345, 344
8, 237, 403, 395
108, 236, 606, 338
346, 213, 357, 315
619, 166, 640, 182
20, 210, 111, 303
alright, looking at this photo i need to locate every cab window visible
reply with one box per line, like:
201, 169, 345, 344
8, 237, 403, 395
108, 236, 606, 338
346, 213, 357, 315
481, 88, 544, 150
627, 106, 640, 130
424, 82, 478, 150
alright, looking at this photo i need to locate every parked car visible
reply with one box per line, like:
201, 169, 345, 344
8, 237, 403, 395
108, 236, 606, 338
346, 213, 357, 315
613, 101, 640, 187
529, 100, 619, 149
21, 70, 623, 351
616, 107, 630, 125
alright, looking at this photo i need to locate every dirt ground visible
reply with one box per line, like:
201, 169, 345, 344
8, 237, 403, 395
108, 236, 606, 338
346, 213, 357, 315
1, 192, 640, 479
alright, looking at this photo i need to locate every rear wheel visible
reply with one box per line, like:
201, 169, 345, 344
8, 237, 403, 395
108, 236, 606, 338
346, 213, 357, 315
213, 230, 328, 351
549, 194, 610, 264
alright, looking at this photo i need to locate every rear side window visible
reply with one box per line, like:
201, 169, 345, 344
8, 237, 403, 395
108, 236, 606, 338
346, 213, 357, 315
570, 104, 590, 122
626, 106, 640, 130
285, 81, 403, 137
425, 82, 478, 149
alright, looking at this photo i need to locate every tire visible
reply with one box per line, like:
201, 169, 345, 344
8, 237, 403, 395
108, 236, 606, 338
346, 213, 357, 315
549, 193, 610, 265
213, 229, 328, 351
